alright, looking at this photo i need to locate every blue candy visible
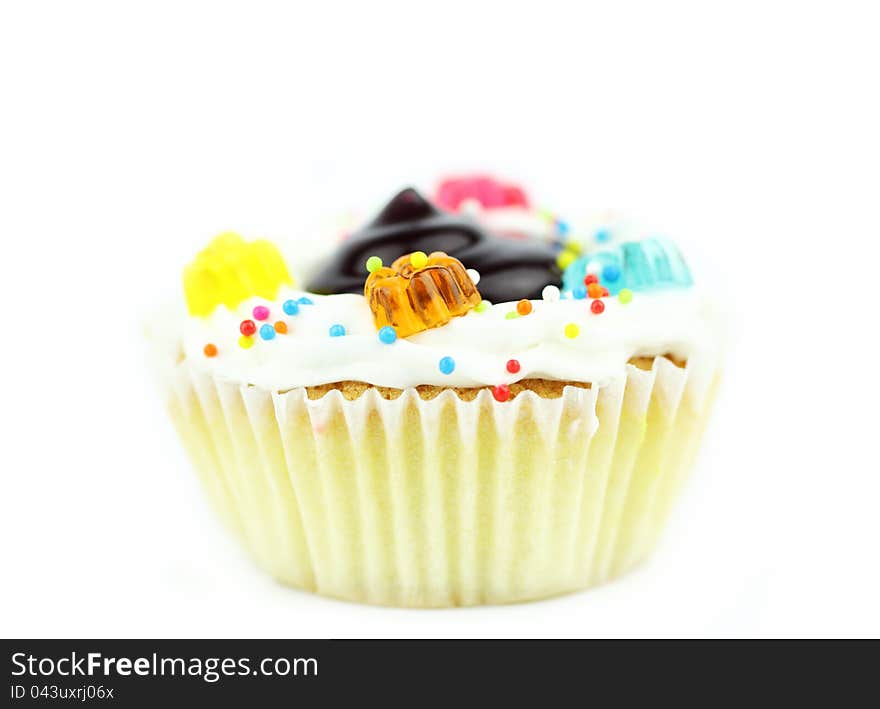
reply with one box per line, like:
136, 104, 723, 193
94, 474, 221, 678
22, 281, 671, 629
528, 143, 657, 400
329, 324, 346, 337
561, 238, 693, 296
259, 323, 276, 340
282, 299, 300, 316
438, 356, 455, 375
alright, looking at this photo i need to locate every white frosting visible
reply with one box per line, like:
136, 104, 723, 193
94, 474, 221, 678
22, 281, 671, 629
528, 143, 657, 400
176, 286, 724, 391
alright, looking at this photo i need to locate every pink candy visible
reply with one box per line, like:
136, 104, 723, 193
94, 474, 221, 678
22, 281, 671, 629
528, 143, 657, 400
435, 175, 529, 212
252, 305, 270, 321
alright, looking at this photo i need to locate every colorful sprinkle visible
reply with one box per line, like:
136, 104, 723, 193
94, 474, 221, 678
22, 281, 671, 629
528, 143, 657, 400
595, 228, 611, 243
410, 251, 428, 268
475, 300, 492, 312
240, 319, 257, 336
584, 274, 599, 286
618, 288, 633, 304
259, 323, 276, 340
253, 305, 270, 321
542, 285, 561, 302
466, 268, 481, 285
439, 356, 456, 375
505, 310, 520, 320
556, 249, 577, 270
506, 359, 521, 374
601, 287, 610, 297
203, 343, 218, 357
378, 326, 397, 344
329, 324, 346, 337
492, 384, 511, 402
587, 283, 604, 298
564, 323, 580, 339
283, 299, 300, 316
602, 264, 621, 282
297, 296, 313, 305
591, 300, 605, 314
572, 285, 587, 300
274, 321, 288, 334
516, 299, 533, 316
555, 219, 570, 236
238, 335, 254, 349
366, 255, 383, 273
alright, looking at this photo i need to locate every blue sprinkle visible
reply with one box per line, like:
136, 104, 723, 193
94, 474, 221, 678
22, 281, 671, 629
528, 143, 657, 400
602, 264, 621, 282
329, 324, 346, 337
555, 219, 570, 236
572, 285, 587, 300
282, 299, 300, 316
438, 356, 455, 375
259, 324, 276, 340
378, 326, 397, 344
297, 296, 314, 305
595, 228, 611, 243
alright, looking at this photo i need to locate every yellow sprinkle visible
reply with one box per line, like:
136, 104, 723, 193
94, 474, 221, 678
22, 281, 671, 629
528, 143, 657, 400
618, 288, 633, 304
238, 335, 255, 349
410, 251, 428, 268
556, 249, 577, 270
564, 323, 580, 339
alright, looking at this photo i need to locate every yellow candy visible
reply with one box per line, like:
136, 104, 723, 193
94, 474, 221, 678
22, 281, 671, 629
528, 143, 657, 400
409, 251, 428, 269
238, 335, 255, 349
184, 232, 293, 317
564, 323, 580, 339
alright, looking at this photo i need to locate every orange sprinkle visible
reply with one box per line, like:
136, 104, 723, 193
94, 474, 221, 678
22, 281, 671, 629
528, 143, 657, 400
587, 283, 604, 298
203, 343, 218, 357
516, 299, 532, 316
274, 321, 288, 334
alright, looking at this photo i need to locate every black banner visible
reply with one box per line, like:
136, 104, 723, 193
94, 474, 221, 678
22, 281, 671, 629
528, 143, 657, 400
2, 639, 876, 705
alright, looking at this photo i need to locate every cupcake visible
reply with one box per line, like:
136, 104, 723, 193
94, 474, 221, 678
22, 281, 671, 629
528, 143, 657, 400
148, 183, 724, 607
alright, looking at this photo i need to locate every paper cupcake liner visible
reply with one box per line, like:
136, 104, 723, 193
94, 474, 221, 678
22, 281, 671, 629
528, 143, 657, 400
160, 355, 720, 607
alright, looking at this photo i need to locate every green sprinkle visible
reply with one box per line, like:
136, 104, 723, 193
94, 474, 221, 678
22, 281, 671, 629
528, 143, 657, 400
475, 300, 492, 312
618, 288, 633, 304
505, 311, 520, 320
365, 256, 383, 273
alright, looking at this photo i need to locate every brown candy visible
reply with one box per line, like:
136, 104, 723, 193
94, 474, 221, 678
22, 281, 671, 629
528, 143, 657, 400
365, 252, 481, 337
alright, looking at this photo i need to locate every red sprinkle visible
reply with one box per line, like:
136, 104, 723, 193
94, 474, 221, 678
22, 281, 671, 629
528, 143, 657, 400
506, 359, 521, 374
203, 343, 218, 357
584, 274, 599, 285
591, 300, 605, 314
240, 319, 257, 336
492, 384, 511, 402
601, 287, 610, 297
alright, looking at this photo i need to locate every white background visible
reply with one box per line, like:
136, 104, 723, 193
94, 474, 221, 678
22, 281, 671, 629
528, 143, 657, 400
1, 0, 878, 638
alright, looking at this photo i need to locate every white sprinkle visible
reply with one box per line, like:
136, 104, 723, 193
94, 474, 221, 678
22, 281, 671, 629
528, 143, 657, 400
541, 285, 561, 302
466, 268, 481, 285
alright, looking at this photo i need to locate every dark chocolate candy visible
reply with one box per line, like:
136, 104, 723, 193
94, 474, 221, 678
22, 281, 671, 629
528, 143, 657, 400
307, 188, 563, 303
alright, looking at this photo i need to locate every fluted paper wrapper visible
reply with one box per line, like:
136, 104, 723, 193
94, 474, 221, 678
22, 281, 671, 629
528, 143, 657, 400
159, 356, 720, 607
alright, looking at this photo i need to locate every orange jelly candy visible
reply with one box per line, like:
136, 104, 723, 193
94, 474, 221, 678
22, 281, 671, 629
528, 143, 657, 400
364, 252, 481, 337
